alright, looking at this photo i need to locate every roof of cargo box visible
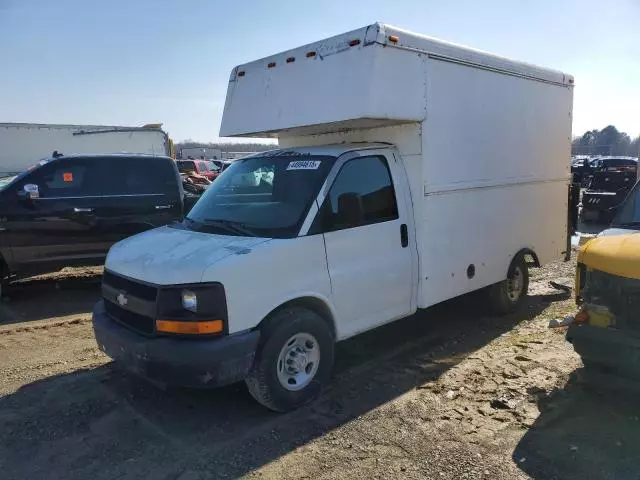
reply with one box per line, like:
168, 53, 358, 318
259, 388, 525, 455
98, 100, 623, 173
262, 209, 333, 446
232, 23, 571, 84
220, 23, 573, 138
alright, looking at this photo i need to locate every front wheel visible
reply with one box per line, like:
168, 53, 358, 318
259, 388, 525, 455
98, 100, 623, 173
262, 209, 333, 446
245, 307, 334, 412
487, 254, 530, 314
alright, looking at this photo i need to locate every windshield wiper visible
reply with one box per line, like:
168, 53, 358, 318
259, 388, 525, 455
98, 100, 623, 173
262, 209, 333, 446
201, 218, 258, 237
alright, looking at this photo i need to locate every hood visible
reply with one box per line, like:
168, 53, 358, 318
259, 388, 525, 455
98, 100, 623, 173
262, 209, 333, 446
105, 225, 270, 285
578, 232, 640, 280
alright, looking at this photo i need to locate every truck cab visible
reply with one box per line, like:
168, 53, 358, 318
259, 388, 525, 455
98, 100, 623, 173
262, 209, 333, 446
93, 144, 419, 411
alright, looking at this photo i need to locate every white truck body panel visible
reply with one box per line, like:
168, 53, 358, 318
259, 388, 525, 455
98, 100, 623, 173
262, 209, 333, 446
0, 123, 169, 175
220, 23, 571, 138
221, 23, 573, 313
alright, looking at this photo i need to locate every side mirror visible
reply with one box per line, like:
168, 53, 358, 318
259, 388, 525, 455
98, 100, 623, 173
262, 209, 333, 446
18, 184, 40, 202
337, 192, 364, 226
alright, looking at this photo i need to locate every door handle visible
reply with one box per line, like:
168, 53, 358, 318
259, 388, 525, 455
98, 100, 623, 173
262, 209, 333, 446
155, 205, 172, 210
73, 207, 94, 213
400, 223, 408, 248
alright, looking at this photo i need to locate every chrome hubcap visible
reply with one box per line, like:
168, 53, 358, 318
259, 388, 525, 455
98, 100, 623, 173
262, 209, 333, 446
507, 266, 523, 302
276, 333, 320, 391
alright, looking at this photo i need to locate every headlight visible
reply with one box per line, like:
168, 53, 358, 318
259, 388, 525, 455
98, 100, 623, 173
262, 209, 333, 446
156, 283, 228, 335
181, 289, 198, 312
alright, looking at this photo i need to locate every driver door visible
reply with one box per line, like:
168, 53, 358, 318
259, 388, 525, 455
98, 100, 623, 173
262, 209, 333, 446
4, 158, 107, 273
312, 152, 415, 339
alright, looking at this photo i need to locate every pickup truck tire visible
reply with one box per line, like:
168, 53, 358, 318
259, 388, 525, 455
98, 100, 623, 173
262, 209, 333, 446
487, 254, 529, 315
246, 307, 334, 412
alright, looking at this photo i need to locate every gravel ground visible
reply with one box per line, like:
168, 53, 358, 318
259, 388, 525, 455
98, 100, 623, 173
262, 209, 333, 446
1, 260, 639, 479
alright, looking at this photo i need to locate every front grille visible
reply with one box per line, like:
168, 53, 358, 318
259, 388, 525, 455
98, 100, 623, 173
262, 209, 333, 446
103, 270, 158, 302
585, 269, 640, 334
102, 271, 158, 335
104, 299, 155, 335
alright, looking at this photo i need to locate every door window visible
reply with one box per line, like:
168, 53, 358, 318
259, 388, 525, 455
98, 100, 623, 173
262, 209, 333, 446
101, 157, 178, 196
314, 156, 398, 232
20, 159, 99, 198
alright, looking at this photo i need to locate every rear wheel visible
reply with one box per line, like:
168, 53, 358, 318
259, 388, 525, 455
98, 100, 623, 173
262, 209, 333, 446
245, 307, 334, 412
488, 254, 529, 314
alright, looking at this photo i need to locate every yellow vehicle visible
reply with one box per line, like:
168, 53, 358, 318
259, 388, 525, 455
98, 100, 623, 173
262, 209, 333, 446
568, 181, 640, 377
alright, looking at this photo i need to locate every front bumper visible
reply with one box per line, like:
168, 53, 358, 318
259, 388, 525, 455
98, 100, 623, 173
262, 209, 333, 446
92, 300, 260, 388
567, 323, 640, 378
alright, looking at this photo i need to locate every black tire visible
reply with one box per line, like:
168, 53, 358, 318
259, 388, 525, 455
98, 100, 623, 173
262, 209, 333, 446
487, 254, 529, 315
245, 307, 334, 412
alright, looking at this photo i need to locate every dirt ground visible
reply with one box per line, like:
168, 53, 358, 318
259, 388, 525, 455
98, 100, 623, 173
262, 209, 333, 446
1, 259, 640, 480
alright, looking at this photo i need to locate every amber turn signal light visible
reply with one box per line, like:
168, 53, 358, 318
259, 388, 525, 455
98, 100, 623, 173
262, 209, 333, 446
156, 319, 223, 335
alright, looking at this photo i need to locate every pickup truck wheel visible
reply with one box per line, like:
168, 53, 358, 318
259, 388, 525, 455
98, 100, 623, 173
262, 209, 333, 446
488, 254, 529, 314
245, 307, 334, 412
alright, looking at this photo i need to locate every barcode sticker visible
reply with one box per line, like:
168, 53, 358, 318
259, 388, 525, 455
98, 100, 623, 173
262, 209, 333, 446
286, 160, 321, 170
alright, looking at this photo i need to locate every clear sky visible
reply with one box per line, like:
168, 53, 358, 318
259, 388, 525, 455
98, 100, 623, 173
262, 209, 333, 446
1, 0, 638, 142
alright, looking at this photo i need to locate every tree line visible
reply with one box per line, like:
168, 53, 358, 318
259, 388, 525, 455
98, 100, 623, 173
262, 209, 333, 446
572, 125, 639, 157
176, 140, 274, 153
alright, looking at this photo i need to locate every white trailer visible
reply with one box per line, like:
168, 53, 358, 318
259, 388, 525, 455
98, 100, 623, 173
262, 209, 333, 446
94, 23, 573, 411
0, 123, 172, 175
179, 146, 223, 160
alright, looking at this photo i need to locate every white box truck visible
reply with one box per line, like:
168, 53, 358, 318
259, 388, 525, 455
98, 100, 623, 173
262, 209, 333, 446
92, 23, 574, 411
0, 123, 172, 176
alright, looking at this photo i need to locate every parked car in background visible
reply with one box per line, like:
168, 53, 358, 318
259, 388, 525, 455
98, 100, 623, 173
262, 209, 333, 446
580, 156, 638, 223
176, 159, 220, 181
220, 160, 234, 172
0, 154, 186, 296
571, 156, 595, 187
211, 160, 224, 170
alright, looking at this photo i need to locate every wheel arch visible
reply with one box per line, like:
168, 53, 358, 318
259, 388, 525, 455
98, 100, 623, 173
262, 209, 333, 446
259, 295, 337, 340
513, 248, 540, 271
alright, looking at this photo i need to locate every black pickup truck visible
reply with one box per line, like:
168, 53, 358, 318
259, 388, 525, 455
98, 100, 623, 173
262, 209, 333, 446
0, 154, 196, 296
581, 157, 638, 223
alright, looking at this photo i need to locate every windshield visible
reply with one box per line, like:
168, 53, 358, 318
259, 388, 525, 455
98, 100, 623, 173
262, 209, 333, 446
186, 155, 335, 238
612, 181, 640, 227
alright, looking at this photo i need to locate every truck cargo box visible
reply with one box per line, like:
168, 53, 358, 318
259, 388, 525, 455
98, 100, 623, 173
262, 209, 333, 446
221, 22, 574, 309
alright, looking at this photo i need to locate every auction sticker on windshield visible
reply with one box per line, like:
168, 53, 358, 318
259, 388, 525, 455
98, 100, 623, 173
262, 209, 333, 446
286, 160, 321, 170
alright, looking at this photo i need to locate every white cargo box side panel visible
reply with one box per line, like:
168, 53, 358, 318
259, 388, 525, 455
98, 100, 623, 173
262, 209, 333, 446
220, 41, 426, 137
417, 58, 572, 308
